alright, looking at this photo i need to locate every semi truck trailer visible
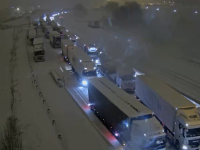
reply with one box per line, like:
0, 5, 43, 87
33, 38, 45, 62
49, 31, 61, 48
61, 39, 74, 61
67, 47, 96, 86
88, 77, 166, 150
135, 75, 200, 150
44, 25, 53, 39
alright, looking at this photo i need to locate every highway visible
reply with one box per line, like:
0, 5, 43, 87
27, 30, 122, 150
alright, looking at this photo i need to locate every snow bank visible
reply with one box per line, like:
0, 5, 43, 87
0, 28, 13, 129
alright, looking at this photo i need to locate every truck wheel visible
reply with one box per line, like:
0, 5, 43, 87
175, 140, 180, 150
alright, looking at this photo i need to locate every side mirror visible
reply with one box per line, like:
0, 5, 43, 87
182, 128, 185, 137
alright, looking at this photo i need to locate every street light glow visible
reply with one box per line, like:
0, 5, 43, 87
17, 8, 19, 10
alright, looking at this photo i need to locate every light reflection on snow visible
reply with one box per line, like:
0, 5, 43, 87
64, 66, 71, 71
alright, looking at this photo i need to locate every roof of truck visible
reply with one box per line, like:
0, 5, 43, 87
70, 47, 92, 62
117, 66, 135, 76
137, 75, 195, 109
45, 25, 53, 29
61, 39, 74, 46
81, 61, 95, 69
49, 31, 60, 36
89, 77, 152, 118
33, 37, 43, 45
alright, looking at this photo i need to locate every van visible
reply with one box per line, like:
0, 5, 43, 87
50, 69, 64, 87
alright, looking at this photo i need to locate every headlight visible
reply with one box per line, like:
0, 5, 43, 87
95, 59, 99, 63
182, 145, 188, 150
82, 80, 88, 86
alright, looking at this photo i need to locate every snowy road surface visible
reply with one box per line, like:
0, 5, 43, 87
0, 16, 64, 150
28, 33, 119, 150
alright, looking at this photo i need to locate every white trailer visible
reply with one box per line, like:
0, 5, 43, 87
44, 25, 53, 39
33, 37, 45, 62
61, 39, 74, 61
88, 77, 166, 150
67, 47, 96, 86
49, 31, 61, 48
135, 75, 200, 150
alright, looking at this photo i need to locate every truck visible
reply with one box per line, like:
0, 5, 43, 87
50, 21, 57, 31
116, 67, 135, 93
75, 38, 100, 65
33, 37, 45, 62
57, 26, 65, 34
44, 25, 53, 39
98, 60, 135, 92
135, 75, 200, 150
64, 31, 76, 42
41, 22, 47, 32
49, 31, 61, 48
88, 20, 100, 28
61, 39, 74, 61
88, 77, 166, 150
28, 29, 37, 45
67, 47, 96, 86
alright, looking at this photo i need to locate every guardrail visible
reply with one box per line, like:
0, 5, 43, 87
25, 43, 69, 150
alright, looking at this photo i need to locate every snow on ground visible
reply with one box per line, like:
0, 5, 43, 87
27, 31, 118, 150
0, 16, 64, 150
0, 27, 13, 129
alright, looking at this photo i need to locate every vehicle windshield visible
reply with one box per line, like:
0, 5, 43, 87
82, 70, 97, 77
34, 50, 45, 56
132, 114, 153, 121
186, 128, 200, 137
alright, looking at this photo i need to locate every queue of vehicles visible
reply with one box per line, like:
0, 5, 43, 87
32, 16, 200, 150
135, 75, 200, 150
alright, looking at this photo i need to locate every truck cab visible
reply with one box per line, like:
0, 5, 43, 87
174, 108, 200, 150
49, 31, 61, 48
33, 37, 45, 62
76, 61, 97, 86
84, 43, 98, 54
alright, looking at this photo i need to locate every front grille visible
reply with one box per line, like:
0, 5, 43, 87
188, 139, 200, 148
